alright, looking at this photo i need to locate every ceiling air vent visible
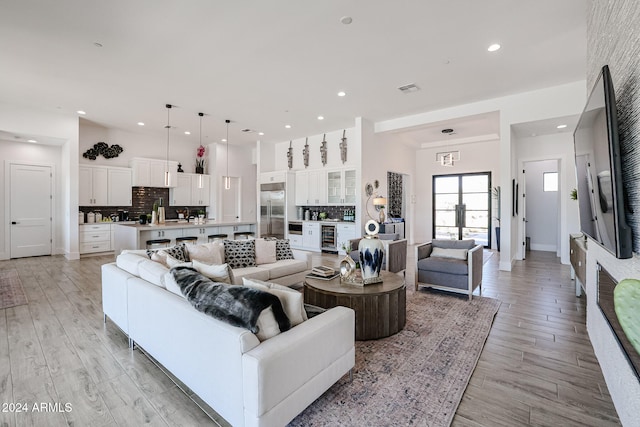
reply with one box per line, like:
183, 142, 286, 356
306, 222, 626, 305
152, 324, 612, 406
398, 83, 420, 94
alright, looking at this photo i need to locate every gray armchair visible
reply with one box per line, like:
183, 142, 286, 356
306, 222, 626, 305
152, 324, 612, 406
349, 234, 407, 275
415, 239, 483, 300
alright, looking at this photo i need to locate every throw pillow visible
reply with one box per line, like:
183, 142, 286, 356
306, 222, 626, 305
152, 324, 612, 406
430, 247, 468, 260
186, 242, 224, 265
242, 278, 307, 325
150, 250, 168, 266
275, 239, 294, 260
166, 254, 193, 269
224, 239, 256, 269
147, 243, 190, 262
255, 239, 277, 265
192, 260, 232, 284
254, 307, 282, 341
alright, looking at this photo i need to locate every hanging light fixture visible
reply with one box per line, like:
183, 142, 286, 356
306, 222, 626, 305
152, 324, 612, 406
197, 112, 204, 189
224, 119, 231, 190
164, 104, 172, 187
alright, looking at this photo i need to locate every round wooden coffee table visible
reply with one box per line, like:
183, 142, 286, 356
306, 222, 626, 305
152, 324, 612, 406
304, 271, 406, 340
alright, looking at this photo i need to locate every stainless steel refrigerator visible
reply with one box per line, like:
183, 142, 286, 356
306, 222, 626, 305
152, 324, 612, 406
260, 182, 285, 239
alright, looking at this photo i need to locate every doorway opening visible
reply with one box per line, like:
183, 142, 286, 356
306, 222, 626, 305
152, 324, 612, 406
522, 160, 560, 259
432, 172, 491, 247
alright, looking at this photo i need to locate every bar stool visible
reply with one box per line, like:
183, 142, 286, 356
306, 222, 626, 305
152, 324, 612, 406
208, 233, 227, 243
146, 238, 171, 249
176, 236, 198, 244
233, 231, 255, 240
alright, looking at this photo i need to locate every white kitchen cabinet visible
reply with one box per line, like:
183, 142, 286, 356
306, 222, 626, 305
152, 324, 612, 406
171, 173, 210, 206
139, 228, 184, 246
260, 171, 287, 184
295, 170, 327, 206
79, 166, 108, 206
191, 174, 210, 206
288, 234, 303, 249
302, 222, 321, 251
337, 223, 357, 255
107, 167, 132, 206
80, 223, 112, 254
327, 168, 357, 205
130, 157, 179, 187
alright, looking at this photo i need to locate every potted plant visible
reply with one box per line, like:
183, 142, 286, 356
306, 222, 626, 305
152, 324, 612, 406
195, 145, 206, 174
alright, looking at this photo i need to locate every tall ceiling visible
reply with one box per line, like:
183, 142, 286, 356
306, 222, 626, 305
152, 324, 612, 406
0, 0, 587, 147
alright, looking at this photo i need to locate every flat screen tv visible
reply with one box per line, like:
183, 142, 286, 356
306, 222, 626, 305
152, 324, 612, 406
573, 65, 632, 259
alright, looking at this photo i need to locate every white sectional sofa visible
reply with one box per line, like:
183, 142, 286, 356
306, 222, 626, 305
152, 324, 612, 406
101, 250, 355, 427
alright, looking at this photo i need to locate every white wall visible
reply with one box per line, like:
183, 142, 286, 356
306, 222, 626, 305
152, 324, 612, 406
80, 119, 203, 172
515, 132, 580, 264
413, 139, 500, 247
524, 159, 559, 252
0, 102, 79, 260
378, 81, 586, 270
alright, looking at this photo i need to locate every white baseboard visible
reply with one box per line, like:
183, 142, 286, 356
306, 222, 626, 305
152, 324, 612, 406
65, 251, 80, 260
0, 251, 8, 260
530, 243, 557, 252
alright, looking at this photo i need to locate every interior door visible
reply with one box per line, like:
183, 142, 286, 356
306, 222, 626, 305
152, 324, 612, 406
433, 172, 491, 247
10, 163, 52, 258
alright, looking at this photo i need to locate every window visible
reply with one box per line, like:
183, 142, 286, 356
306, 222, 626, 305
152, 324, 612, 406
543, 172, 558, 192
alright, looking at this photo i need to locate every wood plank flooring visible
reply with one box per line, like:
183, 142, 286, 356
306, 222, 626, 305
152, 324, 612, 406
0, 249, 620, 426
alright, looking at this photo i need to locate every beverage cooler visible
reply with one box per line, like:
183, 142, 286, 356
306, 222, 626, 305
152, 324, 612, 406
321, 224, 337, 253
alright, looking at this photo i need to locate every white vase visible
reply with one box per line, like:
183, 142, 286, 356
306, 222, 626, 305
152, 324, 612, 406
358, 236, 384, 284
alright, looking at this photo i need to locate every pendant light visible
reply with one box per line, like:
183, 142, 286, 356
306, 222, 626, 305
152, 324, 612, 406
164, 104, 172, 187
197, 112, 204, 189
224, 119, 231, 190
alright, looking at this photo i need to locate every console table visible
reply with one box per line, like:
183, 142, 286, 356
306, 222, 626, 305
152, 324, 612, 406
304, 271, 406, 340
569, 234, 587, 297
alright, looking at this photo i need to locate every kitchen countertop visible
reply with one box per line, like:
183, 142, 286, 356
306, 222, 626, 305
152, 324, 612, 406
114, 220, 256, 230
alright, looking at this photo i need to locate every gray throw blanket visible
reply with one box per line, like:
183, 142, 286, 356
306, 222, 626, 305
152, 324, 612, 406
171, 266, 291, 334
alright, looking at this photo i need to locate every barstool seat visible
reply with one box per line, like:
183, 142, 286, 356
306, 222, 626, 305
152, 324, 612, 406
234, 231, 255, 240
208, 233, 228, 243
176, 236, 198, 244
146, 238, 171, 249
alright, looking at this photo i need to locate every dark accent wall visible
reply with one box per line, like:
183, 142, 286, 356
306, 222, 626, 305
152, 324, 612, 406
588, 1, 640, 252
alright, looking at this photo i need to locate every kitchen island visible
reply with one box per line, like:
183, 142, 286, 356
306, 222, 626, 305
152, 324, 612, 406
113, 220, 256, 253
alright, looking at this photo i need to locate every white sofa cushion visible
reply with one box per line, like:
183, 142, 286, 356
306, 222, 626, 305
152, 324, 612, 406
186, 242, 225, 265
260, 259, 309, 279
243, 278, 307, 326
232, 266, 270, 284
255, 239, 277, 265
138, 259, 169, 288
163, 271, 183, 297
116, 252, 148, 276
254, 307, 282, 341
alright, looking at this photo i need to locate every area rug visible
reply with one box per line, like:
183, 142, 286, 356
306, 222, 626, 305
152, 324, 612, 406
289, 290, 501, 427
0, 269, 28, 310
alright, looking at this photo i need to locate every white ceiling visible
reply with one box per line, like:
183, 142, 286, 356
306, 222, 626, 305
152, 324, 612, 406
0, 0, 587, 148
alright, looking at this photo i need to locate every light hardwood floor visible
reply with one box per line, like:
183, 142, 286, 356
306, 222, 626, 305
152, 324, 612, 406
0, 249, 620, 426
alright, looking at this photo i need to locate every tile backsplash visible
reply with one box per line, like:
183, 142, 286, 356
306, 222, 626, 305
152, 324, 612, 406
296, 205, 356, 221
80, 187, 205, 222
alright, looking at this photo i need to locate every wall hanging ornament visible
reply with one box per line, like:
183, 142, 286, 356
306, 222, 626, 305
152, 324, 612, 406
340, 129, 347, 164
287, 141, 293, 169
320, 133, 328, 166
82, 142, 123, 160
303, 137, 309, 168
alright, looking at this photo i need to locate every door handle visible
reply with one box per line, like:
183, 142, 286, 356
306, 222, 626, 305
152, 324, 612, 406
11, 221, 18, 224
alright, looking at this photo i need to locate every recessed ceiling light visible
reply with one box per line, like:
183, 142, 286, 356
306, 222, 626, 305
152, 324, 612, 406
337, 91, 346, 97
285, 124, 292, 129
28, 139, 37, 143
221, 138, 227, 142
317, 115, 324, 120
137, 122, 144, 126
258, 132, 264, 136
340, 16, 353, 25
487, 43, 501, 52
557, 124, 567, 129
94, 42, 103, 48
184, 131, 191, 135
77, 110, 86, 115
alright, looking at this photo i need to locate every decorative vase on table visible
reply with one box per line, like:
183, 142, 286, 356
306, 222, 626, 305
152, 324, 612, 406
195, 166, 204, 174
358, 220, 384, 284
340, 255, 356, 282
